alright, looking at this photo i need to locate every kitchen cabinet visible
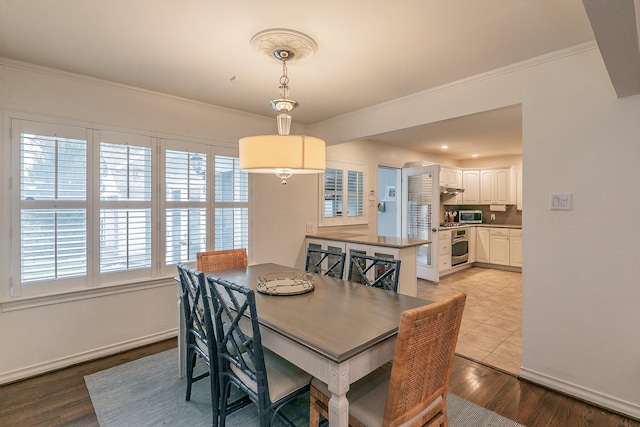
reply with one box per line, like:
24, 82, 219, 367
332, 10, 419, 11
462, 170, 480, 204
476, 227, 490, 263
468, 226, 476, 263
489, 228, 510, 265
480, 168, 516, 205
441, 168, 463, 205
509, 229, 523, 267
440, 168, 461, 188
438, 230, 452, 272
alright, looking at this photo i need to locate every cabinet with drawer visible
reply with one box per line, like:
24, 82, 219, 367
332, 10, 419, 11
438, 230, 452, 271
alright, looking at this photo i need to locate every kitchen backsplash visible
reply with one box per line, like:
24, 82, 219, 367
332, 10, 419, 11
441, 204, 522, 225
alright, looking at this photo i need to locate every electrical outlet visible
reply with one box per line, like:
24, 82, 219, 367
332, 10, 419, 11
491, 214, 496, 221
306, 223, 314, 233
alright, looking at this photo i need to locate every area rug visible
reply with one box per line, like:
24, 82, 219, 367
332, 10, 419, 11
85, 348, 525, 427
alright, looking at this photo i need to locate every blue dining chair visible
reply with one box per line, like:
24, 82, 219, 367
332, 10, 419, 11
347, 252, 401, 292
305, 247, 346, 279
206, 275, 312, 427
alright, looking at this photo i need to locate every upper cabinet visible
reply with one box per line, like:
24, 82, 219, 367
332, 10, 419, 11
479, 167, 516, 205
440, 168, 462, 188
462, 170, 480, 204
442, 166, 518, 206
441, 168, 464, 205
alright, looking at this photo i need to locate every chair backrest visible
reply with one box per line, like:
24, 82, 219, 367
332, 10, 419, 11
382, 293, 466, 426
197, 248, 248, 272
206, 275, 271, 406
347, 252, 401, 292
305, 247, 346, 279
177, 263, 215, 363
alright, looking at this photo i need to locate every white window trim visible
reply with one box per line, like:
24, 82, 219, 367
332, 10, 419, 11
319, 159, 367, 227
6, 116, 248, 302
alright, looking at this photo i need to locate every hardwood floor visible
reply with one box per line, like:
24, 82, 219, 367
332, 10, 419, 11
0, 340, 637, 426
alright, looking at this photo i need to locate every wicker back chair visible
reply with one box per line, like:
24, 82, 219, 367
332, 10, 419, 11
309, 293, 466, 427
206, 275, 312, 427
305, 247, 347, 279
197, 248, 247, 272
347, 252, 401, 292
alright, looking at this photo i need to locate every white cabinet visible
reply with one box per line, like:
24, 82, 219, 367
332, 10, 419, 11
462, 170, 480, 204
467, 226, 476, 263
441, 168, 463, 205
476, 227, 490, 263
480, 168, 516, 205
509, 229, 522, 267
438, 230, 452, 272
440, 168, 458, 187
489, 228, 510, 265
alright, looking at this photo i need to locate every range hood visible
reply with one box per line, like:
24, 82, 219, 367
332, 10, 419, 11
440, 186, 465, 195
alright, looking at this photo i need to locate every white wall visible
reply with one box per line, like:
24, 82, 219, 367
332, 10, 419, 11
0, 59, 275, 383
305, 45, 640, 418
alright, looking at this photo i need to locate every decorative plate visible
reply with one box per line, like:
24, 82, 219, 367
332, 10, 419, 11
256, 271, 314, 296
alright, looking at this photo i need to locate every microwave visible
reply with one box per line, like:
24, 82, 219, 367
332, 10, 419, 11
458, 210, 483, 224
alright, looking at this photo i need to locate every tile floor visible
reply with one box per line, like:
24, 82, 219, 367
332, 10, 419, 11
417, 266, 522, 375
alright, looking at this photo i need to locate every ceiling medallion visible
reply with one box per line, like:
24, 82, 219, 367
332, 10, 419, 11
250, 29, 318, 62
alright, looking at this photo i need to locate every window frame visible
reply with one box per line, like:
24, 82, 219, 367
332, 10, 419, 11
319, 159, 367, 227
8, 117, 248, 299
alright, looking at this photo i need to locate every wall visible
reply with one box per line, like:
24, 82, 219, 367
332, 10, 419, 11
307, 45, 640, 418
0, 59, 275, 383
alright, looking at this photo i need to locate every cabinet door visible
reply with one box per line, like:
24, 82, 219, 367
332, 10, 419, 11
489, 229, 510, 265
480, 170, 494, 204
468, 227, 476, 263
462, 170, 480, 204
509, 229, 522, 267
476, 227, 490, 263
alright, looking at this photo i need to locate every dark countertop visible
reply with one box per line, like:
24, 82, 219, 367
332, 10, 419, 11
306, 233, 430, 248
439, 223, 521, 230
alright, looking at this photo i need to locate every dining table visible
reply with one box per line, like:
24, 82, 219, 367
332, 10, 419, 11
177, 262, 433, 427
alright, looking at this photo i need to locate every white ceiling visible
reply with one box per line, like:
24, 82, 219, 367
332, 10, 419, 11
0, 1, 634, 160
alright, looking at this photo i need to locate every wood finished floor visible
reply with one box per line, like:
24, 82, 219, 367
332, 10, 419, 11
0, 338, 637, 426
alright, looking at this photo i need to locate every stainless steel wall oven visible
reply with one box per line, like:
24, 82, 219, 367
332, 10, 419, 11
451, 228, 469, 266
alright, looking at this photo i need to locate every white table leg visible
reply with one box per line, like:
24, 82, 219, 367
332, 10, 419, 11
328, 363, 350, 426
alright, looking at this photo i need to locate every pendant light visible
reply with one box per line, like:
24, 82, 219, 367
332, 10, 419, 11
239, 29, 326, 184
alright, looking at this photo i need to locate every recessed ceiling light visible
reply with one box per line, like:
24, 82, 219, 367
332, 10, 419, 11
472, 153, 478, 157
441, 145, 448, 149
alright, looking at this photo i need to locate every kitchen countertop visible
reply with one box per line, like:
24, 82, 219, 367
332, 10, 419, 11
306, 233, 430, 248
439, 223, 521, 230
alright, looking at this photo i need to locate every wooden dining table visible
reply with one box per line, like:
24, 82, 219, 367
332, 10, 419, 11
177, 262, 432, 427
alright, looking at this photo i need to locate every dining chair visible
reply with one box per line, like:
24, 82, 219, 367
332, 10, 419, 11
197, 248, 248, 272
305, 247, 347, 279
347, 252, 401, 292
176, 263, 220, 426
309, 292, 466, 427
206, 275, 312, 427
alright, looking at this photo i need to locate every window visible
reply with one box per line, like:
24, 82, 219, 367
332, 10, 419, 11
320, 160, 366, 226
10, 119, 249, 298
214, 155, 248, 250
99, 132, 152, 278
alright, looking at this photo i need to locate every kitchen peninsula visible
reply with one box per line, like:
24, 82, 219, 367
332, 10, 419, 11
305, 233, 430, 297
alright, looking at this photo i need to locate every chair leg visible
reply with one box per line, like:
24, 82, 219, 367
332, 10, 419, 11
309, 385, 326, 427
185, 348, 197, 401
209, 364, 219, 427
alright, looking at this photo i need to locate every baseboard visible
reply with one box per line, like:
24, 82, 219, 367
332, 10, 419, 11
0, 329, 178, 385
519, 367, 640, 420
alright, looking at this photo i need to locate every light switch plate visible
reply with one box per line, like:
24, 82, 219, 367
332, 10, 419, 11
549, 193, 572, 210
